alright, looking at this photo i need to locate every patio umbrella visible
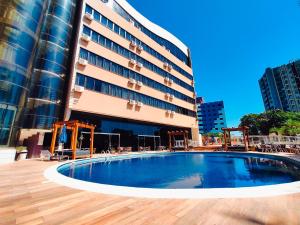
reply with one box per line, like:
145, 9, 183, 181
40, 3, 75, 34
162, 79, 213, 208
59, 125, 67, 144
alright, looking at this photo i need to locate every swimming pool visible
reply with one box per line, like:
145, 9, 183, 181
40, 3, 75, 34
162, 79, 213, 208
45, 152, 300, 199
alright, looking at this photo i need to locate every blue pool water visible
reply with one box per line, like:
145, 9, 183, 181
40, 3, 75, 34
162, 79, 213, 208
58, 153, 300, 189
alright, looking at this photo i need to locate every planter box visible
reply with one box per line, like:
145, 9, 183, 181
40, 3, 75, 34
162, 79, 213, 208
0, 148, 17, 165
16, 150, 28, 161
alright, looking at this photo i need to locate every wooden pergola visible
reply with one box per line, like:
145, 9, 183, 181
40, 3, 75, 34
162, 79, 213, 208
50, 120, 96, 160
168, 130, 189, 151
222, 126, 250, 151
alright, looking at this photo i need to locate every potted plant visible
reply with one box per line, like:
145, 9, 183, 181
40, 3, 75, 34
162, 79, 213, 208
15, 146, 28, 161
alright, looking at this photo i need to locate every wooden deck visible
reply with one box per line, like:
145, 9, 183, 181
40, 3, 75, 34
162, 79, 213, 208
1, 158, 300, 225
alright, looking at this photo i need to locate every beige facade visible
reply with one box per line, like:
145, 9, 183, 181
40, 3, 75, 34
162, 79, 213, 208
65, 0, 199, 143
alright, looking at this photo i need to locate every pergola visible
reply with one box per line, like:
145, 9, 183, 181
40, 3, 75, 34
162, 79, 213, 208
81, 132, 121, 153
168, 130, 189, 151
50, 120, 96, 160
222, 126, 250, 151
138, 135, 161, 151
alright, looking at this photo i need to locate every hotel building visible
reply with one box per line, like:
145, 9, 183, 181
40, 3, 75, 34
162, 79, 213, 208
259, 60, 300, 112
0, 0, 198, 150
196, 98, 227, 134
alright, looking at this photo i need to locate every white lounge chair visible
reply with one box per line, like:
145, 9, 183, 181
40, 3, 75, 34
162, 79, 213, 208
40, 150, 52, 161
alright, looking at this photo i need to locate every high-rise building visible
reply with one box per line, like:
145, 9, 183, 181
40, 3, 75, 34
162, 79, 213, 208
259, 60, 300, 112
0, 0, 79, 146
0, 0, 47, 146
0, 0, 198, 149
196, 98, 227, 134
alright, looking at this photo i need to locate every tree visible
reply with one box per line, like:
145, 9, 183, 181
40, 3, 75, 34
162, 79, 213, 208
240, 114, 260, 135
270, 120, 300, 136
239, 110, 300, 136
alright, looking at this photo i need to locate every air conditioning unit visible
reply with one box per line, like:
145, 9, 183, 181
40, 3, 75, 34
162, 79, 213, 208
136, 81, 143, 87
130, 40, 137, 47
169, 79, 174, 84
165, 93, 171, 98
74, 85, 85, 93
81, 33, 91, 42
78, 58, 88, 66
129, 78, 136, 84
84, 12, 93, 21
167, 110, 172, 114
170, 94, 174, 99
129, 59, 136, 65
168, 64, 173, 70
163, 62, 169, 68
164, 77, 170, 82
128, 99, 136, 105
137, 101, 143, 107
171, 111, 176, 115
137, 45, 143, 51
136, 62, 143, 68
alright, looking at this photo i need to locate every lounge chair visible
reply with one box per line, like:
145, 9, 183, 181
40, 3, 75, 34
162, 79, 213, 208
40, 150, 69, 161
40, 150, 52, 161
117, 147, 124, 153
157, 146, 166, 151
124, 147, 132, 153
286, 145, 300, 154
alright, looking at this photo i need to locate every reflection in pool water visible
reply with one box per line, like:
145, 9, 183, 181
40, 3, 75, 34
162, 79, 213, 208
58, 153, 300, 189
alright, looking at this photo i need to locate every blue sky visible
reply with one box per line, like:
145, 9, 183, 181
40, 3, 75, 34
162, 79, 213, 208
127, 0, 300, 126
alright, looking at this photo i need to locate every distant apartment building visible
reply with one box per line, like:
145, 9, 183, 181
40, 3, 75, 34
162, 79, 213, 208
0, 0, 198, 148
196, 98, 227, 134
259, 60, 300, 112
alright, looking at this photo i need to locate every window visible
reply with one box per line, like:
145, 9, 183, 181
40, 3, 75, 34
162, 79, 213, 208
86, 76, 94, 90
103, 58, 110, 70
85, 5, 194, 79
75, 73, 196, 118
78, 48, 195, 104
92, 32, 98, 42
107, 20, 113, 30
120, 28, 126, 38
79, 26, 195, 92
85, 5, 93, 14
94, 11, 100, 21
82, 26, 90, 35
101, 16, 108, 26
113, 24, 120, 34
76, 74, 85, 86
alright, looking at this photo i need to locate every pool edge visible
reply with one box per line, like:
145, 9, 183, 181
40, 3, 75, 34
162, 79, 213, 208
44, 152, 300, 199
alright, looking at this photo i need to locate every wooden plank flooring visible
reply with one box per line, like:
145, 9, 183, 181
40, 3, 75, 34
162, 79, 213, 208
1, 159, 300, 225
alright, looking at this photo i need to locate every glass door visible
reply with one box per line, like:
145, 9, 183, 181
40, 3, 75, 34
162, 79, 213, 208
0, 104, 16, 146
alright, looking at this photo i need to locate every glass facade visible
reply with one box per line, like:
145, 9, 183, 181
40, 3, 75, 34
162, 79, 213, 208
70, 110, 191, 151
197, 100, 227, 134
0, 0, 47, 145
259, 60, 300, 112
24, 0, 78, 129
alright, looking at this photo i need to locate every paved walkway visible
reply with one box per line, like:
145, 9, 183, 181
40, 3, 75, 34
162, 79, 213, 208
1, 153, 300, 225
